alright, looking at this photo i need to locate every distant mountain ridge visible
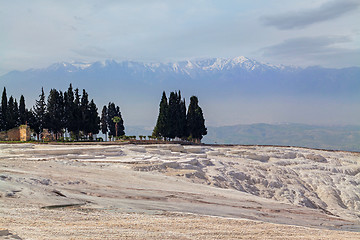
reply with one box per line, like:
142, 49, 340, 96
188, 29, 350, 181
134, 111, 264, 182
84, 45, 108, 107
1, 56, 359, 127
2, 56, 359, 98
15, 56, 295, 75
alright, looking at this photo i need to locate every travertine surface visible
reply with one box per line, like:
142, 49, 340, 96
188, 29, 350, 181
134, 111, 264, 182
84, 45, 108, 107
0, 143, 359, 239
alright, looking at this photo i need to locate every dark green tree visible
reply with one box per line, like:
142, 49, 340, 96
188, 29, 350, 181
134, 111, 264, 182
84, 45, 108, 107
187, 96, 207, 142
14, 99, 20, 127
88, 99, 100, 139
107, 102, 125, 138
153, 91, 169, 138
107, 103, 116, 138
1, 87, 8, 130
167, 91, 179, 139
115, 106, 125, 137
179, 96, 187, 139
80, 89, 90, 137
72, 88, 81, 139
6, 96, 17, 129
19, 95, 27, 125
100, 105, 108, 141
26, 109, 38, 136
33, 87, 47, 139
64, 84, 76, 135
45, 89, 64, 139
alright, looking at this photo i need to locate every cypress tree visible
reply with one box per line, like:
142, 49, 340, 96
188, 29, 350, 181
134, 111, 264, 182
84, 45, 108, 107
14, 99, 20, 127
88, 99, 100, 138
167, 91, 178, 139
19, 95, 27, 125
187, 96, 207, 142
179, 97, 187, 139
64, 84, 75, 134
73, 88, 81, 139
101, 105, 108, 140
58, 91, 65, 134
107, 102, 116, 137
33, 87, 46, 139
7, 96, 16, 129
153, 91, 169, 138
115, 106, 125, 137
45, 89, 64, 139
1, 87, 8, 130
80, 89, 90, 137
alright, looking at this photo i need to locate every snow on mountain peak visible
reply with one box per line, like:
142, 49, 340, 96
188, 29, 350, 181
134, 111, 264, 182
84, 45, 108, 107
231, 56, 249, 64
200, 56, 258, 71
186, 60, 195, 69
172, 63, 179, 71
41, 56, 292, 75
70, 62, 92, 70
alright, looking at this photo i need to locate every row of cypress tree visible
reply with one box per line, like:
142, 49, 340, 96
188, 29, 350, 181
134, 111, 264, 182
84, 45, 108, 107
0, 85, 125, 140
1, 87, 206, 142
153, 91, 207, 141
0, 88, 27, 131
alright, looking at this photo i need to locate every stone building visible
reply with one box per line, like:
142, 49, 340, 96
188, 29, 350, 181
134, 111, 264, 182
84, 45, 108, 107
0, 125, 31, 141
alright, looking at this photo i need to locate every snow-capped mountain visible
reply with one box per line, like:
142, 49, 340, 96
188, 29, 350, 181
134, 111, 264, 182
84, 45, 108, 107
0, 56, 359, 126
28, 56, 295, 76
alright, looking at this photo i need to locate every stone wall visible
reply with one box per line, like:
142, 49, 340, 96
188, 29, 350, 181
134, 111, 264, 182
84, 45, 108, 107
0, 125, 31, 141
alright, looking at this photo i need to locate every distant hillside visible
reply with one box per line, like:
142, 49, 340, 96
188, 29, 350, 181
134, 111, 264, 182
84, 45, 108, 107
202, 124, 360, 152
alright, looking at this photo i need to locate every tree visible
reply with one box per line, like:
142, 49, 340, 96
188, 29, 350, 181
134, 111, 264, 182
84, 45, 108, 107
19, 95, 27, 125
187, 96, 207, 142
153, 91, 169, 138
112, 116, 121, 138
6, 96, 17, 129
33, 87, 47, 138
100, 105, 108, 141
107, 102, 125, 138
88, 99, 100, 139
115, 106, 125, 137
178, 91, 187, 139
45, 89, 64, 139
72, 88, 81, 139
26, 109, 37, 137
64, 84, 76, 134
167, 91, 179, 139
13, 99, 20, 127
80, 89, 90, 137
1, 87, 8, 130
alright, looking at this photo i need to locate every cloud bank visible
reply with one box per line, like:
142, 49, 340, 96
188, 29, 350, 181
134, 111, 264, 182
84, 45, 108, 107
260, 35, 360, 67
262, 0, 360, 30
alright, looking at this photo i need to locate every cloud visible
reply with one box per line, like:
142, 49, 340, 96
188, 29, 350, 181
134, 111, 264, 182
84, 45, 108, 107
262, 0, 360, 30
262, 36, 350, 56
72, 46, 111, 59
260, 36, 360, 67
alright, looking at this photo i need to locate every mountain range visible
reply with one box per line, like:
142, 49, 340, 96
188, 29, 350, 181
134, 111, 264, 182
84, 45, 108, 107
0, 56, 359, 127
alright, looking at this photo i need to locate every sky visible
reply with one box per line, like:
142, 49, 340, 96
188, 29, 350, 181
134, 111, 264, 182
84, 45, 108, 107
1, 0, 359, 76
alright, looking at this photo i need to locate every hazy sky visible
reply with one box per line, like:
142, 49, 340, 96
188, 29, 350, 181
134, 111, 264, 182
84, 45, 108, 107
1, 0, 359, 76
